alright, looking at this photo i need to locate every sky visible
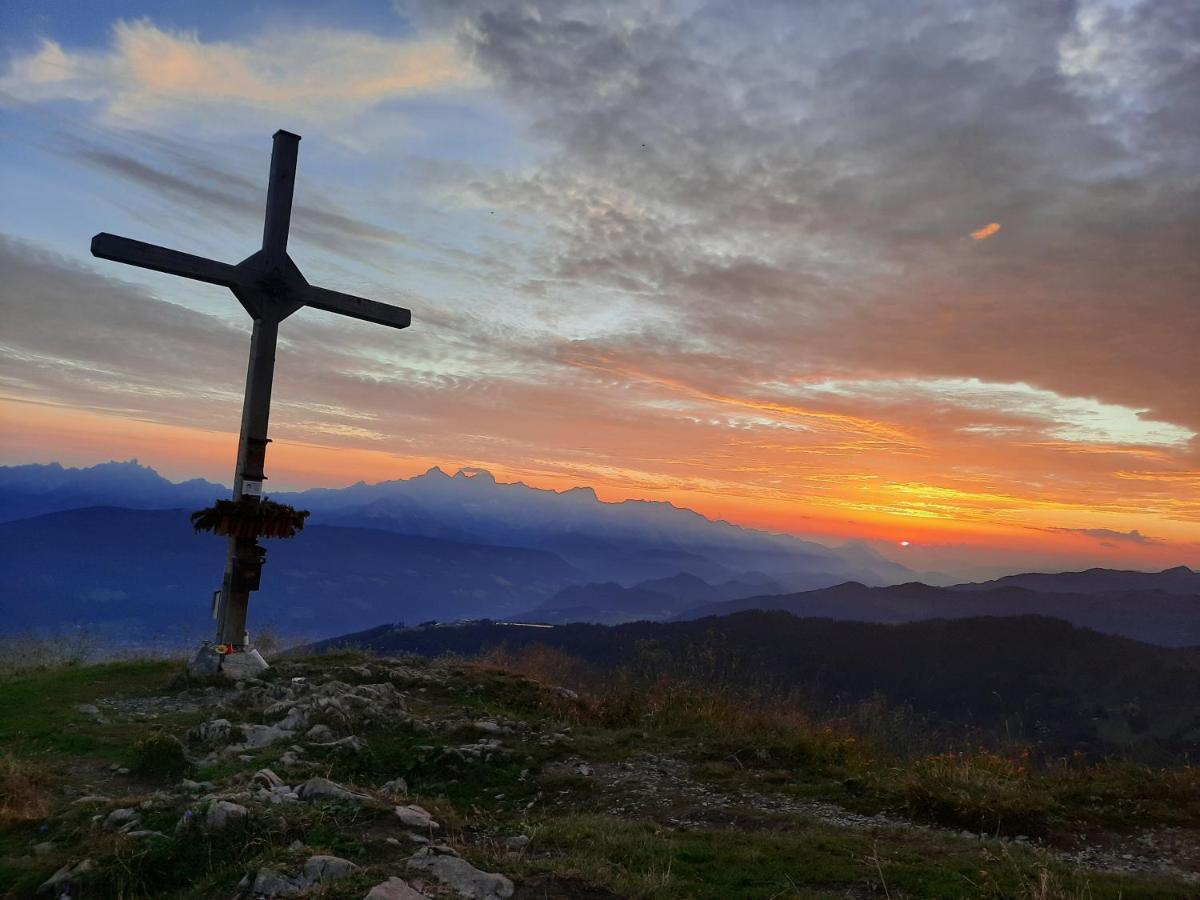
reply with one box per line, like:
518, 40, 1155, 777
0, 0, 1197, 579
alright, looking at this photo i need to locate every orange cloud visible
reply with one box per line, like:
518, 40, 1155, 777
0, 21, 469, 125
970, 222, 1002, 240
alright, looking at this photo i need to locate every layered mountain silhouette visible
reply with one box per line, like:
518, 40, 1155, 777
516, 571, 786, 625
1, 461, 1195, 648
0, 507, 582, 642
673, 575, 1200, 647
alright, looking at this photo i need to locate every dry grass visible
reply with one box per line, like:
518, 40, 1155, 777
471, 644, 1200, 837
0, 753, 54, 826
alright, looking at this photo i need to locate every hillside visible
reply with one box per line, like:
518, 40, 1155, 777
315, 612, 1200, 760
673, 579, 1200, 646
316, 614, 1200, 763
2, 652, 1198, 898
954, 566, 1200, 595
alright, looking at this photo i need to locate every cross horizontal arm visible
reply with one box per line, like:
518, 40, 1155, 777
304, 285, 412, 329
91, 233, 245, 289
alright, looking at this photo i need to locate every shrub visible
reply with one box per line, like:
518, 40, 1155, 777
133, 733, 192, 778
0, 753, 53, 826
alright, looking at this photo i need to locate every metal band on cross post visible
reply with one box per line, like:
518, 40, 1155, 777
91, 130, 412, 677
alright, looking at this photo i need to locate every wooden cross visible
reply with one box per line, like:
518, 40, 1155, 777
92, 130, 411, 658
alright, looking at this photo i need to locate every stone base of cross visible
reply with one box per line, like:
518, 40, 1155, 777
91, 131, 412, 678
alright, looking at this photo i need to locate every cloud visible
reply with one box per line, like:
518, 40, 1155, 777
1052, 527, 1163, 545
0, 19, 470, 127
439, 0, 1200, 433
970, 223, 1001, 240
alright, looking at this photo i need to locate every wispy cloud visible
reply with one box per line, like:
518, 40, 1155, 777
0, 20, 470, 127
1051, 527, 1163, 545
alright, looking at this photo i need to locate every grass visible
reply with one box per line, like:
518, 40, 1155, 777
470, 646, 1200, 838
476, 813, 1194, 899
0, 658, 183, 762
2, 650, 1197, 898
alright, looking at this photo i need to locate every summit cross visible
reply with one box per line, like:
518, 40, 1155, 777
91, 130, 411, 675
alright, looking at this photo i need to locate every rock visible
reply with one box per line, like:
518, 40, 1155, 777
380, 777, 409, 795
125, 829, 168, 841
274, 706, 311, 731
253, 768, 286, 789
296, 776, 371, 803
103, 808, 141, 831
305, 724, 335, 742
575, 763, 594, 777
71, 795, 110, 805
365, 876, 431, 899
504, 835, 529, 850
308, 735, 370, 756
407, 849, 513, 899
237, 723, 294, 750
473, 720, 503, 735
303, 854, 360, 885
394, 804, 440, 830
206, 800, 249, 830
75, 704, 108, 723
289, 839, 306, 851
251, 866, 304, 897
37, 859, 93, 895
179, 778, 214, 793
190, 718, 236, 745
33, 842, 55, 856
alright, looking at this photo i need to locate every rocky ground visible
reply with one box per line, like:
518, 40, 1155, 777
4, 655, 1197, 899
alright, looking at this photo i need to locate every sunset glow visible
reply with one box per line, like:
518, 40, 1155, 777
1, 1, 1197, 580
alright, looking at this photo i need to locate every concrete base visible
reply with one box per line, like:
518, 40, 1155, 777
187, 645, 269, 680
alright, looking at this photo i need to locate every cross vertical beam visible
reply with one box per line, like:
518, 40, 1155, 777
215, 316, 279, 646
90, 129, 412, 676
262, 131, 300, 266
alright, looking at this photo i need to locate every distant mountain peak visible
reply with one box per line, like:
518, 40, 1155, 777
455, 468, 497, 484
563, 485, 598, 501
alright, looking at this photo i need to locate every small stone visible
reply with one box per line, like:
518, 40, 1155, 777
33, 841, 55, 856
190, 718, 234, 746
505, 835, 529, 849
289, 839, 305, 851
305, 723, 335, 742
103, 808, 141, 831
380, 776, 409, 795
302, 854, 359, 885
251, 866, 304, 897
296, 776, 371, 803
205, 800, 249, 830
253, 768, 286, 789
365, 875, 431, 899
125, 829, 168, 841
37, 859, 93, 895
406, 849, 513, 899
394, 804, 440, 830
115, 767, 131, 775
237, 723, 293, 750
575, 763, 594, 777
